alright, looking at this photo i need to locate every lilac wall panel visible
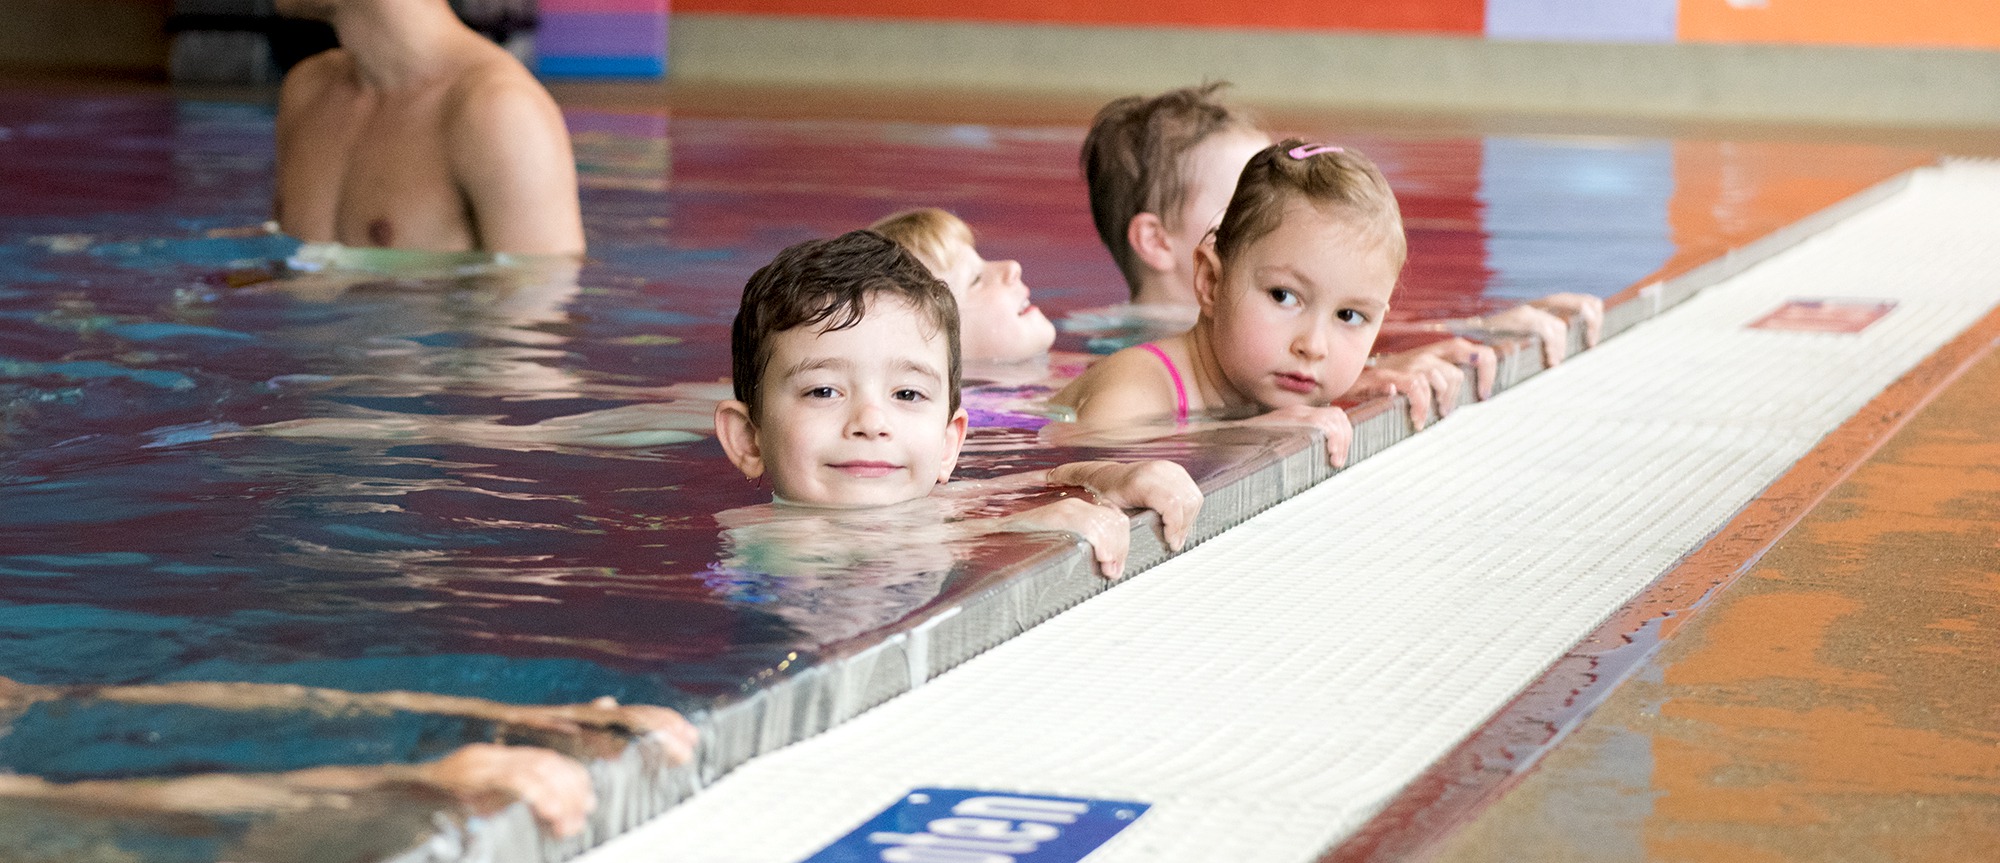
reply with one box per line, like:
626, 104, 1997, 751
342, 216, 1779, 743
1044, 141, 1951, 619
1485, 0, 1679, 43
539, 0, 666, 11
537, 12, 667, 57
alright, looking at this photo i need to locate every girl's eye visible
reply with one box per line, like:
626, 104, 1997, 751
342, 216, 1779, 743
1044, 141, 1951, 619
1267, 288, 1300, 307
893, 388, 927, 402
1337, 308, 1370, 325
804, 386, 837, 399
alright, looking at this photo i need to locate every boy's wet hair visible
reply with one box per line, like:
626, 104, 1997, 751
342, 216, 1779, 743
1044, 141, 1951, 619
869, 208, 975, 280
1081, 82, 1260, 297
732, 230, 962, 419
1214, 139, 1407, 276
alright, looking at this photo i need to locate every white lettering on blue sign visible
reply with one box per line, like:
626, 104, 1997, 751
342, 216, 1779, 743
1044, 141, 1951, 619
799, 788, 1148, 863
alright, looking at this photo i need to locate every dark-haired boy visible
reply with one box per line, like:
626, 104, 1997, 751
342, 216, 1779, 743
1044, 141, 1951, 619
713, 231, 1202, 578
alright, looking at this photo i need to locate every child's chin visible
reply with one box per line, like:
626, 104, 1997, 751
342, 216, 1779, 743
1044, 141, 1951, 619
1260, 390, 1328, 411
779, 483, 929, 510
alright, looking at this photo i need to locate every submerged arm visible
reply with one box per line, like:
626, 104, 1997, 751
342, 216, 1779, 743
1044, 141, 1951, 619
24, 679, 695, 764
0, 742, 597, 838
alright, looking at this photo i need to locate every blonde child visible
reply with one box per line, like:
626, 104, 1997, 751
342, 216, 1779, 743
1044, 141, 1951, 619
712, 230, 1202, 579
1082, 83, 1604, 428
1055, 140, 1417, 467
869, 208, 1057, 364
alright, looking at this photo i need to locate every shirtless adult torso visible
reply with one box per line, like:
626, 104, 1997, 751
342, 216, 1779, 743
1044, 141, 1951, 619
273, 31, 585, 255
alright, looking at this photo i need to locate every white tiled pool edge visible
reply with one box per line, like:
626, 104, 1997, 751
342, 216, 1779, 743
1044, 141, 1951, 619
569, 162, 2000, 863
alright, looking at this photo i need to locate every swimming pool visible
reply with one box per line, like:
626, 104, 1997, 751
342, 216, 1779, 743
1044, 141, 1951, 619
0, 86, 1934, 860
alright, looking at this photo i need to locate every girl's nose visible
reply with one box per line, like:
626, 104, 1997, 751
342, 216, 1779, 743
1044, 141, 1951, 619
1293, 319, 1330, 361
1000, 260, 1023, 284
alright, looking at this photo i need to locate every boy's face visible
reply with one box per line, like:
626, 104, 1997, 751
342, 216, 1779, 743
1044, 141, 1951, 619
1196, 200, 1397, 410
1166, 129, 1273, 295
937, 238, 1056, 363
716, 297, 968, 509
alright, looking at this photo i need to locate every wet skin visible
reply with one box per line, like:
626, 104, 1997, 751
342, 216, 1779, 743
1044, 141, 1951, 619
712, 297, 1201, 577
0, 676, 696, 839
1053, 200, 1392, 466
715, 298, 969, 509
273, 0, 585, 254
935, 236, 1058, 363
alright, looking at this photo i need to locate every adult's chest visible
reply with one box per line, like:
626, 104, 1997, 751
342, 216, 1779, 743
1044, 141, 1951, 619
330, 97, 473, 251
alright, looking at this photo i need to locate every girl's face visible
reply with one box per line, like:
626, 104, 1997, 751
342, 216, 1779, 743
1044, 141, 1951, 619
939, 238, 1057, 363
1195, 201, 1397, 410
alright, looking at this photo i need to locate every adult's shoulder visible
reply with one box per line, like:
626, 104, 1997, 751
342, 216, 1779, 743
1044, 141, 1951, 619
446, 43, 562, 121
278, 48, 352, 107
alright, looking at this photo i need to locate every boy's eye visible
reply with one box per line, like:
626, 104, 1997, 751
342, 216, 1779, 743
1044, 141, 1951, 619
892, 388, 927, 402
1337, 308, 1371, 325
804, 385, 838, 399
1267, 287, 1301, 307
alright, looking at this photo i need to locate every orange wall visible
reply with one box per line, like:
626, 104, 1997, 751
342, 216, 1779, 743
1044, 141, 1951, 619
681, 0, 2000, 48
1681, 0, 2000, 49
672, 0, 1487, 34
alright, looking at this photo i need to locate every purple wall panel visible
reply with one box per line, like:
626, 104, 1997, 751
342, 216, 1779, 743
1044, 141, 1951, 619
539, 0, 666, 12
1486, 0, 1679, 42
537, 11, 668, 58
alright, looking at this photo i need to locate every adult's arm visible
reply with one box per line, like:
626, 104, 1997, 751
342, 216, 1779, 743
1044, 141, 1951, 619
449, 70, 587, 255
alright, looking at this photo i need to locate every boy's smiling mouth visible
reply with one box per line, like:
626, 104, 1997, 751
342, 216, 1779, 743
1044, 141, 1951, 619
829, 460, 903, 478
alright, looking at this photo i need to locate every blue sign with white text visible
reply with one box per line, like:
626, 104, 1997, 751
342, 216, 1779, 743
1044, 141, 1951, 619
799, 788, 1150, 863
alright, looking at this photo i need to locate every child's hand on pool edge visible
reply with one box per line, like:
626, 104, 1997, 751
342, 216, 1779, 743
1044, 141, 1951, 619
998, 496, 1135, 579
1243, 404, 1355, 468
1348, 339, 1492, 429
1528, 292, 1604, 350
1047, 459, 1203, 552
413, 743, 596, 838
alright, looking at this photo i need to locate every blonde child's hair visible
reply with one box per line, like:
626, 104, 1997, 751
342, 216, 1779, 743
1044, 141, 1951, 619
1214, 139, 1407, 275
869, 208, 976, 279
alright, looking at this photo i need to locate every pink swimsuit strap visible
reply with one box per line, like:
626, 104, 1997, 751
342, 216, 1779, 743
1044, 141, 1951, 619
1137, 342, 1190, 424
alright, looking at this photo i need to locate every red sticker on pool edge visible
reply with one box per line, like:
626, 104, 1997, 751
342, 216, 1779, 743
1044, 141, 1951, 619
1748, 298, 1897, 334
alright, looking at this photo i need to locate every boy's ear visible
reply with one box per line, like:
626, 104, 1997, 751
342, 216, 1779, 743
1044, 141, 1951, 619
1192, 244, 1224, 316
1127, 212, 1176, 275
936, 407, 970, 483
715, 399, 766, 481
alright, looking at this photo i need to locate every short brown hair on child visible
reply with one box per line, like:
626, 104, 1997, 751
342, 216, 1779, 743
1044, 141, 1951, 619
1214, 139, 1407, 274
869, 208, 975, 277
731, 230, 962, 419
1081, 82, 1260, 296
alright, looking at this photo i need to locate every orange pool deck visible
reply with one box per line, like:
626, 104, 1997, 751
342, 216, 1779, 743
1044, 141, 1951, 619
1339, 300, 2000, 863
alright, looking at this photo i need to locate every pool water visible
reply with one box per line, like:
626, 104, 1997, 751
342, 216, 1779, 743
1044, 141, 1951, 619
0, 86, 1933, 854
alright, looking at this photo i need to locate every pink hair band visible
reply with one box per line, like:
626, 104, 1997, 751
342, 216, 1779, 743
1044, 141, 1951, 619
1288, 143, 1344, 159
